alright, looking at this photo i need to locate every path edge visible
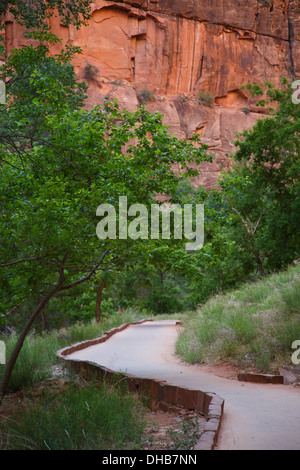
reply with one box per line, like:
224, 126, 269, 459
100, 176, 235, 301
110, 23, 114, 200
56, 319, 225, 451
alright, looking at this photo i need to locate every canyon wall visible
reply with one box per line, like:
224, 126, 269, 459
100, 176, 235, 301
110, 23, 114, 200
3, 0, 300, 188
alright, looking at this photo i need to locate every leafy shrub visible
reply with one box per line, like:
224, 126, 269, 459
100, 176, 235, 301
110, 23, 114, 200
84, 63, 99, 81
137, 88, 155, 105
197, 91, 214, 107
145, 284, 184, 314
242, 106, 250, 115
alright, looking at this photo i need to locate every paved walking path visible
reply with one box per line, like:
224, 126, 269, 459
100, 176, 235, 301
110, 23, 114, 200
65, 320, 300, 450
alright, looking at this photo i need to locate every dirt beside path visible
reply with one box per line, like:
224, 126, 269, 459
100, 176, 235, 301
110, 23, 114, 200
142, 407, 205, 450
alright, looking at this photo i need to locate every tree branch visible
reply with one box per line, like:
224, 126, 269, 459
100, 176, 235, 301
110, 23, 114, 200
59, 249, 110, 291
58, 252, 69, 285
0, 257, 42, 268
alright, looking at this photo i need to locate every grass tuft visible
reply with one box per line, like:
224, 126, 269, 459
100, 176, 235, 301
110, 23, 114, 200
176, 263, 300, 372
0, 381, 146, 450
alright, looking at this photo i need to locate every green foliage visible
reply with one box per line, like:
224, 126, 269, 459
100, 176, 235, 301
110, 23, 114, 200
137, 88, 155, 105
0, 0, 92, 30
176, 263, 300, 371
197, 91, 214, 107
0, 19, 298, 400
182, 79, 299, 304
0, 381, 146, 449
84, 63, 99, 82
228, 79, 300, 272
0, 34, 212, 397
0, 308, 150, 394
143, 281, 185, 314
0, 32, 87, 161
0, 331, 60, 392
0, 36, 210, 322
167, 416, 200, 450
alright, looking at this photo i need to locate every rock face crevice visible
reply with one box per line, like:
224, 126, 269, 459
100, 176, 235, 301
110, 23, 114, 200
3, 0, 299, 188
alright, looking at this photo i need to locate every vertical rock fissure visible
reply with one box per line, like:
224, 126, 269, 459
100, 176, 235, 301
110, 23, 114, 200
287, 2, 295, 79
189, 21, 197, 93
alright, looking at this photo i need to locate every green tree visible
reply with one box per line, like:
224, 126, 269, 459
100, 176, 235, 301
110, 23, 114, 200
0, 0, 92, 29
0, 38, 210, 397
0, 31, 87, 156
222, 79, 300, 273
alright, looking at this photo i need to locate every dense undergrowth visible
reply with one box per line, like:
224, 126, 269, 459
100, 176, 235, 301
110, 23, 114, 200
0, 309, 150, 450
0, 379, 146, 450
176, 262, 300, 373
0, 310, 189, 450
0, 308, 151, 394
0, 263, 299, 449
0, 1, 299, 451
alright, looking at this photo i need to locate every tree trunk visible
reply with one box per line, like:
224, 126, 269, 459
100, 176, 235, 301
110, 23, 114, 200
96, 281, 106, 324
41, 310, 48, 330
0, 251, 108, 400
0, 285, 61, 399
256, 255, 265, 278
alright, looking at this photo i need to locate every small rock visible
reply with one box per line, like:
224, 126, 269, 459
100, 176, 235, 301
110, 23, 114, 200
278, 366, 300, 385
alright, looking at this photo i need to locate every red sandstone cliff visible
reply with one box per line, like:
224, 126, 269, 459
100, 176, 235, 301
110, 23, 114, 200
2, 0, 300, 188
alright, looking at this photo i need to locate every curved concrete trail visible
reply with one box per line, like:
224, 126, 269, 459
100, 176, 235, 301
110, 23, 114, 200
65, 320, 300, 450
